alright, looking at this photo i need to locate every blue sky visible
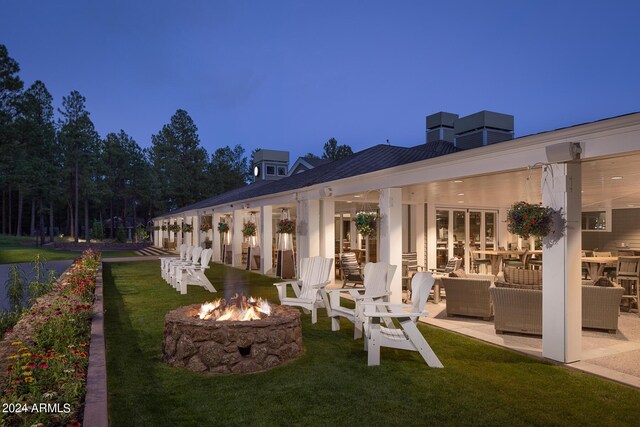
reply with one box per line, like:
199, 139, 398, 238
2, 1, 639, 162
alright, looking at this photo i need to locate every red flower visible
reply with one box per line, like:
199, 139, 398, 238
530, 219, 535, 224
523, 214, 528, 220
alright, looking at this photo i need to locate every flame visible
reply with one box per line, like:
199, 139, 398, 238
196, 294, 271, 321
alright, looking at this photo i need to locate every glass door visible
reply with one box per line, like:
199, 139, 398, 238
435, 210, 449, 270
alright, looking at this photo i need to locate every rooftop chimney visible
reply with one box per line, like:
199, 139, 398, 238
453, 110, 514, 149
426, 112, 459, 144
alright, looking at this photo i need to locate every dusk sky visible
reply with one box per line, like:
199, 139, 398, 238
2, 1, 639, 162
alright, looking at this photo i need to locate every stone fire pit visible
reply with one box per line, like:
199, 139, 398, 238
163, 303, 303, 374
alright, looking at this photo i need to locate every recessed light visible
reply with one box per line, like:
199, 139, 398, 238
354, 195, 361, 198
611, 176, 623, 180
346, 201, 352, 203
457, 193, 465, 196
453, 180, 463, 183
457, 201, 464, 204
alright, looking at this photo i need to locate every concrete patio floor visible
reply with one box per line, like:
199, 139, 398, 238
421, 298, 640, 389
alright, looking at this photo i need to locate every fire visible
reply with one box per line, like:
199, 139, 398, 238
197, 294, 271, 321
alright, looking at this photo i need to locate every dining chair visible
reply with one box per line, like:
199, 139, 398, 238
617, 257, 639, 314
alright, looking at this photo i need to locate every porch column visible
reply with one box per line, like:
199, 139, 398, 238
212, 213, 221, 262
415, 203, 426, 268
542, 162, 582, 363
260, 205, 273, 275
232, 209, 244, 267
192, 215, 201, 247
379, 188, 403, 304
297, 199, 320, 272
426, 203, 437, 271
320, 199, 336, 280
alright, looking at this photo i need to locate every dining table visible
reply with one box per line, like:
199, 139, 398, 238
581, 256, 618, 279
474, 249, 542, 275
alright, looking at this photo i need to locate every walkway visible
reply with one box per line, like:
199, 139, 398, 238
423, 300, 640, 389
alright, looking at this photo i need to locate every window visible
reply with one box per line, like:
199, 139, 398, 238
582, 210, 610, 231
266, 165, 275, 175
277, 166, 287, 176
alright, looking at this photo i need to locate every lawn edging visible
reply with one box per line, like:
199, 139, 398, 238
83, 263, 108, 427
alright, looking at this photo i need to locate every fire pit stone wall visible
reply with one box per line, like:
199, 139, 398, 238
163, 303, 303, 374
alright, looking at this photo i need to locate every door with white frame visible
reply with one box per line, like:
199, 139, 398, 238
435, 208, 497, 272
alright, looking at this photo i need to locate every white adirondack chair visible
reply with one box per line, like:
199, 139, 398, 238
328, 262, 397, 339
170, 246, 203, 289
176, 248, 216, 295
273, 256, 333, 324
160, 244, 188, 281
362, 271, 443, 368
163, 245, 194, 283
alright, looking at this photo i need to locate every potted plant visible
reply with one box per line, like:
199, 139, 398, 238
277, 218, 295, 234
506, 201, 555, 239
168, 223, 181, 234
200, 223, 212, 232
354, 211, 377, 238
182, 223, 193, 233
161, 224, 167, 231
242, 221, 257, 238
217, 222, 229, 233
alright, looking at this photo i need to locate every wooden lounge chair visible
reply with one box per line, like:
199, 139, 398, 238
273, 256, 333, 324
176, 249, 216, 294
340, 252, 364, 288
362, 272, 443, 367
328, 262, 397, 339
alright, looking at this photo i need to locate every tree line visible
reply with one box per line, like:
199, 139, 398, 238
0, 44, 252, 243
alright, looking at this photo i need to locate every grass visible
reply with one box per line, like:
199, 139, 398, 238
0, 234, 140, 264
104, 260, 640, 426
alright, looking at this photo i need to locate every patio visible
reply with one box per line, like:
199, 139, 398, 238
422, 299, 640, 388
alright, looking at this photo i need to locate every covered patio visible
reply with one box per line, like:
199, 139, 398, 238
152, 112, 640, 370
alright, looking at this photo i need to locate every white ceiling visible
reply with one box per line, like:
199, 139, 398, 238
334, 151, 640, 212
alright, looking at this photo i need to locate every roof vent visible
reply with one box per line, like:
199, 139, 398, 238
426, 112, 459, 144
453, 111, 514, 149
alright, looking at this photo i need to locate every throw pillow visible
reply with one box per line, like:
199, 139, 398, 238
449, 269, 466, 278
594, 276, 615, 287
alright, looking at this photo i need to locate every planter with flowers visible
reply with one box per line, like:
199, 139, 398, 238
0, 249, 100, 427
168, 224, 181, 234
200, 223, 212, 232
242, 222, 257, 238
182, 223, 193, 233
161, 224, 167, 231
507, 201, 555, 239
217, 222, 229, 234
277, 218, 295, 235
354, 211, 378, 238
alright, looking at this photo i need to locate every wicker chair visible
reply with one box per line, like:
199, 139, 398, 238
441, 274, 495, 320
340, 252, 364, 288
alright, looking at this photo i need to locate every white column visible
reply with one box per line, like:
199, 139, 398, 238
379, 188, 403, 304
415, 203, 426, 268
350, 207, 358, 250
232, 209, 244, 267
542, 162, 582, 363
498, 208, 509, 250
426, 203, 437, 271
296, 199, 320, 272
193, 215, 201, 247
212, 213, 221, 262
320, 199, 336, 280
402, 205, 410, 252
260, 205, 273, 275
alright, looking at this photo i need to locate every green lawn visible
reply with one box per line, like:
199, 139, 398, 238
104, 260, 640, 426
0, 235, 140, 264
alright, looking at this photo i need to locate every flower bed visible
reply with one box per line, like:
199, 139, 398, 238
0, 249, 100, 427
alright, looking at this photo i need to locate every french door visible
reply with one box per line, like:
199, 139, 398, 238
435, 208, 497, 271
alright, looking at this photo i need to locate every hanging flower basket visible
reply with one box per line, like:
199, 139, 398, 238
217, 222, 229, 233
153, 225, 160, 231
242, 221, 257, 237
168, 224, 181, 233
200, 223, 212, 232
161, 225, 167, 231
182, 223, 193, 233
277, 218, 295, 234
507, 201, 554, 239
354, 211, 377, 238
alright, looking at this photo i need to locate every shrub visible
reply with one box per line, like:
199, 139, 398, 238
117, 225, 127, 243
91, 220, 104, 240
